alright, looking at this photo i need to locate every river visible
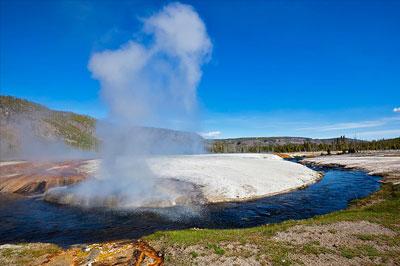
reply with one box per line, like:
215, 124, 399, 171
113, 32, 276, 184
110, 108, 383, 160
0, 165, 380, 247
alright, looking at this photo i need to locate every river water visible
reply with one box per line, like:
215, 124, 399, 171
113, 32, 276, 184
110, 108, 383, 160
0, 165, 381, 247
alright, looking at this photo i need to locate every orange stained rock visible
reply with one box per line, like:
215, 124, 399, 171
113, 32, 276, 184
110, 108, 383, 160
132, 240, 164, 266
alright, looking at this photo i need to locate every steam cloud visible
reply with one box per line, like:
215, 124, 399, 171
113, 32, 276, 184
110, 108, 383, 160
89, 2, 211, 128
46, 2, 212, 211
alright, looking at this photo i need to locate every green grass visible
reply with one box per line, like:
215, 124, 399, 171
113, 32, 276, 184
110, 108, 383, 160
354, 233, 400, 248
339, 244, 381, 259
190, 251, 199, 258
206, 244, 225, 255
0, 243, 61, 266
258, 241, 294, 266
327, 228, 337, 234
355, 233, 376, 241
300, 241, 333, 256
339, 246, 360, 259
145, 183, 400, 264
147, 184, 400, 246
359, 244, 380, 258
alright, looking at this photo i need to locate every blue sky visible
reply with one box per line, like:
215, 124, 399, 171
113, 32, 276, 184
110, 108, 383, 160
1, 0, 399, 139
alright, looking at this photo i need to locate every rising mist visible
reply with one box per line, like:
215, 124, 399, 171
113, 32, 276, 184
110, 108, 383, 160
46, 2, 212, 210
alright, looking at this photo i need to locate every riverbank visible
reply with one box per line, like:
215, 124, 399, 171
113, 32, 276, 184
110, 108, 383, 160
1, 152, 399, 265
1, 182, 398, 265
1, 154, 320, 206
301, 151, 400, 185
142, 176, 399, 265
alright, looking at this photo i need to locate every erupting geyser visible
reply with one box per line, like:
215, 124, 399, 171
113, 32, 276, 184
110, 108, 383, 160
46, 2, 213, 209
44, 2, 320, 211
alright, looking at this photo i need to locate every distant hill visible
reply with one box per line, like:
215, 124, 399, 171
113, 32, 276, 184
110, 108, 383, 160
0, 96, 98, 158
0, 96, 204, 159
209, 136, 399, 153
207, 136, 361, 153
213, 136, 363, 146
1, 96, 398, 158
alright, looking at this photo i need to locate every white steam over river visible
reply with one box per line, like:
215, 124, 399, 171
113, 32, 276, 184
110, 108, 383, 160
45, 154, 320, 208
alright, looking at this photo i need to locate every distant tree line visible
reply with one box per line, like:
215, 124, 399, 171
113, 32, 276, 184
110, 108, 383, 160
209, 136, 400, 154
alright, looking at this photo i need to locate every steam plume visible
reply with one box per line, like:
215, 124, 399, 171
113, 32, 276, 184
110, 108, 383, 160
89, 2, 211, 128
46, 2, 212, 210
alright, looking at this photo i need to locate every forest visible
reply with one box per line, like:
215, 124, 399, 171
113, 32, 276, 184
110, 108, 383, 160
209, 136, 400, 153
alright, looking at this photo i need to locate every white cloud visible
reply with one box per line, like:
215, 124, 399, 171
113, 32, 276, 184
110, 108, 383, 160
202, 111, 400, 140
301, 120, 385, 131
356, 129, 400, 140
199, 131, 221, 139
299, 117, 400, 132
394, 107, 400, 113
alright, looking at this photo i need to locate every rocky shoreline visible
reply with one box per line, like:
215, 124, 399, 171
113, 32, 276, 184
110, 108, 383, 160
0, 160, 90, 194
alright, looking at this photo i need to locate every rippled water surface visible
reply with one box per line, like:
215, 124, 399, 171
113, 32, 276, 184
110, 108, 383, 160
0, 166, 380, 246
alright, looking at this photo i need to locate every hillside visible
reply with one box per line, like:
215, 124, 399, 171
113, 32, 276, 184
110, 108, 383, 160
0, 96, 98, 158
2, 96, 399, 158
0, 96, 204, 159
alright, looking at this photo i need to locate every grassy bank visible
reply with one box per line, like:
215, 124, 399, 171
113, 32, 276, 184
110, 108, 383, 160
1, 181, 399, 265
145, 183, 400, 265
